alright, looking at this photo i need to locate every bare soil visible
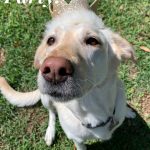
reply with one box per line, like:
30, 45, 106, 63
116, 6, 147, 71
0, 48, 5, 66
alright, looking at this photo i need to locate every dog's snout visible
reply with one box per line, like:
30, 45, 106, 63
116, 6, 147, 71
41, 57, 74, 83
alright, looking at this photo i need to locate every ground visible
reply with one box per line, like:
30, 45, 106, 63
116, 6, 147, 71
0, 0, 150, 150
0, 48, 5, 66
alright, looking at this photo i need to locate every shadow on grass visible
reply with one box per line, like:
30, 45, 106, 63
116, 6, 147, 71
87, 108, 150, 150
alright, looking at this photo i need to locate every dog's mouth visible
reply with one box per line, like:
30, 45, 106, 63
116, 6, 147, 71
38, 73, 83, 102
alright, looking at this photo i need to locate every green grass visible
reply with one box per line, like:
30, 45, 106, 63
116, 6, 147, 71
0, 0, 150, 150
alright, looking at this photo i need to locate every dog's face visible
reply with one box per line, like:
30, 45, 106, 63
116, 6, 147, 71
34, 10, 135, 101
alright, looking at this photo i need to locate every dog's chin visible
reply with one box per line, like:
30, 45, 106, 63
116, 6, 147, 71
47, 91, 82, 102
38, 75, 83, 102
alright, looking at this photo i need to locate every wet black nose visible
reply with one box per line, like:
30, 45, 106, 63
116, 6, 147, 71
40, 57, 74, 83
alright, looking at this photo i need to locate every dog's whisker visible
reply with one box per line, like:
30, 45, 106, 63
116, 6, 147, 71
74, 81, 84, 94
76, 78, 95, 86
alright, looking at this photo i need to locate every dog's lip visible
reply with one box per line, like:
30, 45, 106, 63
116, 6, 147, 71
44, 78, 68, 85
38, 72, 84, 100
45, 89, 83, 101
49, 91, 63, 98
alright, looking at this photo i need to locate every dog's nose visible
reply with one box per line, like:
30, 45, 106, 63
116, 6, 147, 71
41, 57, 74, 83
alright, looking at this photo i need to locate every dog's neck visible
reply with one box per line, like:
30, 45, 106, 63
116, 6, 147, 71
64, 74, 118, 123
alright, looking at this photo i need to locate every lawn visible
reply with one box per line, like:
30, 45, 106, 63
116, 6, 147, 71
0, 0, 150, 150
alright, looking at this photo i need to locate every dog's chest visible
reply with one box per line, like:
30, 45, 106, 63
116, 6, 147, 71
55, 102, 113, 141
54, 87, 117, 141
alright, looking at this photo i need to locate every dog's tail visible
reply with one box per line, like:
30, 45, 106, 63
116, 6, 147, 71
0, 77, 41, 107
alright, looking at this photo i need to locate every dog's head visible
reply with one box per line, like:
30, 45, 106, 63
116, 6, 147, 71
34, 1, 135, 102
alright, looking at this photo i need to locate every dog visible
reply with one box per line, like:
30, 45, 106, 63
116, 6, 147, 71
0, 0, 136, 150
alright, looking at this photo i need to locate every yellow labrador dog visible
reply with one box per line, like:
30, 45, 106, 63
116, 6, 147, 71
0, 0, 136, 150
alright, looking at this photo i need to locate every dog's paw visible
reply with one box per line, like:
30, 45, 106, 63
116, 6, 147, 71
44, 127, 55, 146
126, 106, 136, 119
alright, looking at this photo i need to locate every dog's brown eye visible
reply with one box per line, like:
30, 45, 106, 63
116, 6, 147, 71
85, 37, 100, 46
47, 37, 55, 46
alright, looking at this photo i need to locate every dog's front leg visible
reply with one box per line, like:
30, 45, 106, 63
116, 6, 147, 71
73, 140, 87, 150
45, 109, 56, 146
41, 94, 56, 146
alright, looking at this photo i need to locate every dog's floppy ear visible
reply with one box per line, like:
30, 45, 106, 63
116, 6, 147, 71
101, 29, 136, 62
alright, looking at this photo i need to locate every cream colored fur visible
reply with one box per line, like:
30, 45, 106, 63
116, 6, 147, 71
0, 8, 136, 150
0, 77, 40, 107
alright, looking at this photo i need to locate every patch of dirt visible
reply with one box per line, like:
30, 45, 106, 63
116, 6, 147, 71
0, 141, 6, 149
17, 107, 47, 134
0, 48, 5, 66
141, 93, 150, 122
141, 93, 150, 114
0, 141, 5, 149
129, 64, 138, 80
